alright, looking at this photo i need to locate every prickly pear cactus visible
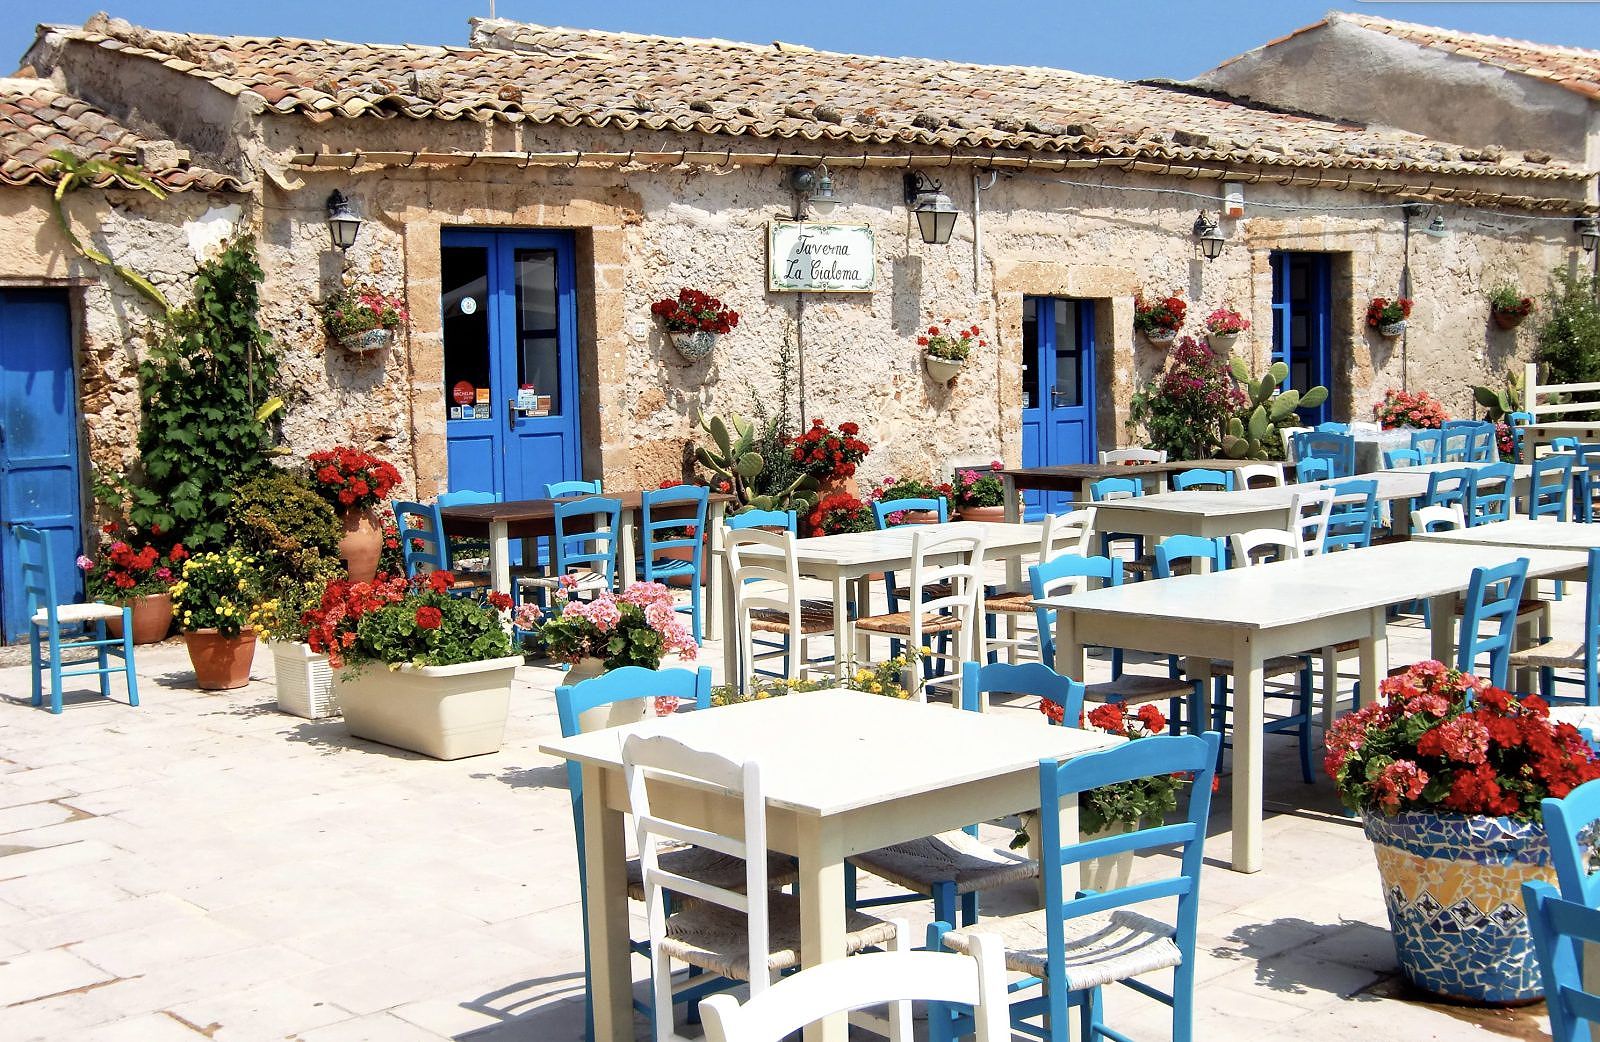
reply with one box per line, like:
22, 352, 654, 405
1222, 357, 1329, 459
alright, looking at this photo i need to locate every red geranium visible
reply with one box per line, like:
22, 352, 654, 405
650, 288, 740, 335
1374, 388, 1448, 430
807, 493, 875, 537
788, 418, 872, 482
306, 446, 402, 513
81, 522, 185, 601
1366, 297, 1413, 328
415, 606, 443, 630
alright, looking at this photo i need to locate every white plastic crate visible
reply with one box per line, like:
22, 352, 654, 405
269, 640, 339, 719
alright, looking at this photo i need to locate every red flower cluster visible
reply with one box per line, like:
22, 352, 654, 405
1083, 701, 1166, 735
807, 492, 874, 537
415, 605, 443, 630
789, 419, 871, 481
308, 446, 402, 512
1366, 297, 1414, 328
303, 573, 411, 667
1373, 388, 1449, 430
1134, 293, 1187, 334
650, 288, 740, 335
81, 524, 188, 600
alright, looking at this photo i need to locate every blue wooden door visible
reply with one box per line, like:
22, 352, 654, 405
1020, 297, 1097, 518
1271, 252, 1333, 425
0, 290, 82, 642
441, 230, 582, 500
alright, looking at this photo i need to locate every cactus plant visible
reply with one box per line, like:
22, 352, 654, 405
693, 411, 816, 511
1470, 369, 1525, 421
1222, 358, 1330, 459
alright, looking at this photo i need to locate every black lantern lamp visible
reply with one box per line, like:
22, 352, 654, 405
903, 172, 958, 245
1192, 210, 1225, 260
326, 190, 363, 251
1578, 216, 1600, 254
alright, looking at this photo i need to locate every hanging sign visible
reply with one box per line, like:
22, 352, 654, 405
767, 222, 875, 293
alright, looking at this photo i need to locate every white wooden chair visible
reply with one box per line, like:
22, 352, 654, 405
1288, 487, 1334, 558
725, 528, 839, 689
1099, 447, 1168, 465
700, 921, 1008, 1042
983, 509, 1096, 662
1236, 462, 1285, 488
855, 529, 988, 700
1280, 425, 1312, 462
1411, 503, 1465, 532
1228, 528, 1301, 566
624, 734, 897, 1042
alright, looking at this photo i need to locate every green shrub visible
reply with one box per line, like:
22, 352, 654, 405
1538, 269, 1600, 396
226, 469, 341, 583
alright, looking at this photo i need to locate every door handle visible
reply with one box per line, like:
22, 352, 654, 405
507, 400, 515, 431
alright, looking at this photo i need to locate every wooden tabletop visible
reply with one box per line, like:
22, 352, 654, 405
439, 490, 735, 523
539, 690, 1118, 817
722, 520, 1042, 569
998, 459, 1250, 491
1415, 518, 1600, 553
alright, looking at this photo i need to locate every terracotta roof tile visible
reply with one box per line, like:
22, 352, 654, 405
42, 16, 1587, 183
0, 77, 248, 192
1335, 12, 1600, 101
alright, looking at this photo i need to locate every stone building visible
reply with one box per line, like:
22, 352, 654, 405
1199, 12, 1600, 170
0, 13, 1595, 633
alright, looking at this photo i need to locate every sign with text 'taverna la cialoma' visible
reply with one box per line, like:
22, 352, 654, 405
767, 222, 875, 293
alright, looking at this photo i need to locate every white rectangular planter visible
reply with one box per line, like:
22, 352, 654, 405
269, 640, 339, 720
336, 655, 524, 760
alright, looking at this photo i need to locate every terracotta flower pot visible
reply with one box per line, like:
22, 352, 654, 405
654, 542, 702, 588
956, 505, 1007, 524
901, 510, 942, 525
106, 592, 174, 645
816, 475, 861, 501
1492, 309, 1526, 331
183, 627, 258, 691
338, 507, 383, 584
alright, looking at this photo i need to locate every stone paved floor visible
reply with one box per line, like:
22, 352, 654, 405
0, 587, 1566, 1040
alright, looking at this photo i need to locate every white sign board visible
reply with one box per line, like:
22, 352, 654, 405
768, 222, 875, 293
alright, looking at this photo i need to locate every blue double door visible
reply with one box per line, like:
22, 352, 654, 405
1271, 252, 1334, 426
1021, 297, 1097, 518
441, 230, 583, 500
0, 290, 83, 643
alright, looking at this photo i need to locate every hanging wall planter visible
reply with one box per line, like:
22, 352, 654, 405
669, 330, 717, 361
1366, 296, 1413, 339
1133, 292, 1186, 348
339, 327, 394, 354
924, 353, 965, 384
1487, 287, 1535, 331
321, 287, 408, 356
1378, 320, 1407, 338
918, 321, 984, 387
652, 287, 739, 363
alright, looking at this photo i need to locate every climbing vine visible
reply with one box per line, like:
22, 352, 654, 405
47, 149, 171, 314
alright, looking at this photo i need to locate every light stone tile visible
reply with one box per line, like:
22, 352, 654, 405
69, 916, 262, 979
75, 1011, 213, 1042
166, 981, 357, 1040
295, 1012, 450, 1041
0, 800, 78, 834
0, 948, 117, 1006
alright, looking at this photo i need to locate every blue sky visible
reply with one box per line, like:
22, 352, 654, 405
5, 2, 1598, 81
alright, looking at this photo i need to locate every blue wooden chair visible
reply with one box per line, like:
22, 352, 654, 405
1089, 477, 1148, 578
545, 479, 603, 498
1384, 447, 1424, 469
930, 732, 1223, 1042
1424, 467, 1470, 511
1410, 429, 1444, 464
1465, 461, 1514, 526
1510, 548, 1600, 706
725, 508, 797, 533
15, 525, 139, 714
1524, 880, 1600, 1042
1508, 411, 1534, 461
1442, 419, 1496, 463
1295, 457, 1331, 483
1458, 558, 1530, 689
1170, 468, 1234, 492
1553, 437, 1582, 453
641, 484, 710, 642
525, 497, 623, 601
392, 499, 449, 578
871, 496, 951, 660
1292, 431, 1356, 480
436, 489, 498, 506
1575, 444, 1600, 522
1530, 454, 1575, 521
1314, 421, 1349, 434
1321, 479, 1378, 551
1541, 776, 1600, 911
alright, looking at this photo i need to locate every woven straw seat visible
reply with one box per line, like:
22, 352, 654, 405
984, 590, 1037, 615
1084, 674, 1193, 706
32, 602, 122, 625
1202, 655, 1305, 680
625, 847, 799, 903
854, 610, 966, 636
1452, 597, 1548, 619
890, 581, 954, 601
749, 606, 837, 636
848, 830, 1039, 896
657, 892, 897, 981
1509, 639, 1585, 670
943, 907, 1181, 989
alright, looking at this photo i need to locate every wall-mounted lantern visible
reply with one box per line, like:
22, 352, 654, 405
903, 172, 958, 245
1192, 210, 1225, 261
326, 190, 363, 251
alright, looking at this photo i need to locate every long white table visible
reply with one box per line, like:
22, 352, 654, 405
541, 691, 1118, 1042
1414, 517, 1600, 554
1039, 541, 1587, 874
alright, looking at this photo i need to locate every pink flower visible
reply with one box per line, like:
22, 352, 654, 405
76, 555, 93, 571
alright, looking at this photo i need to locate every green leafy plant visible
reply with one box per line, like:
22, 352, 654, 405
918, 321, 985, 361
712, 653, 921, 705
1488, 284, 1536, 320
303, 571, 516, 670
1127, 336, 1245, 461
320, 287, 409, 340
226, 470, 342, 581
47, 149, 170, 313
694, 411, 816, 512
516, 581, 698, 671
253, 559, 342, 644
169, 548, 267, 637
1221, 358, 1329, 460
1471, 369, 1526, 422
129, 236, 281, 547
1538, 269, 1600, 402
869, 475, 951, 503
953, 462, 1006, 508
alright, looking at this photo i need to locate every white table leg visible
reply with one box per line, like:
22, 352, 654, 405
832, 574, 851, 681
721, 550, 740, 692
1356, 607, 1388, 710
582, 766, 632, 1042
705, 501, 726, 635
1053, 608, 1085, 680
1231, 632, 1265, 874
619, 507, 637, 587
797, 815, 847, 1042
1429, 593, 1456, 664
852, 575, 872, 668
490, 521, 513, 634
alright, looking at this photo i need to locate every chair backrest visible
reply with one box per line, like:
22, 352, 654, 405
1410, 429, 1444, 464
1458, 557, 1529, 688
1509, 411, 1534, 428
545, 479, 603, 499
1321, 479, 1379, 551
1038, 733, 1222, 997
12, 524, 57, 623
1293, 431, 1356, 479
624, 735, 772, 1004
1288, 487, 1335, 558
1465, 461, 1514, 526
1383, 447, 1424, 469
1530, 454, 1575, 520
435, 489, 498, 506
1089, 477, 1143, 502
961, 660, 1085, 724
1314, 421, 1349, 434
1099, 447, 1167, 465
1153, 534, 1227, 578
700, 931, 1009, 1042
1280, 424, 1311, 461
1294, 457, 1331, 483
726, 508, 798, 533
908, 528, 986, 622
1236, 462, 1284, 489
1030, 553, 1123, 664
1467, 423, 1498, 463
1553, 437, 1582, 453
1229, 528, 1301, 567
871, 497, 949, 528
1041, 508, 1096, 558
642, 484, 710, 571
1425, 467, 1471, 509
1442, 420, 1495, 463
1542, 771, 1600, 912
726, 527, 803, 629
1524, 881, 1600, 1042
391, 499, 447, 577
1410, 503, 1464, 534
553, 496, 623, 586
1170, 468, 1234, 492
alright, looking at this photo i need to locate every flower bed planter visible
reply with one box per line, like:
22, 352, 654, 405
337, 655, 524, 759
956, 505, 1006, 523
107, 592, 173, 645
183, 627, 257, 690
269, 639, 338, 719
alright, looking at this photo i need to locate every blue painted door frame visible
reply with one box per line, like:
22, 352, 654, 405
1020, 297, 1097, 518
1271, 252, 1333, 426
440, 230, 582, 500
0, 290, 83, 643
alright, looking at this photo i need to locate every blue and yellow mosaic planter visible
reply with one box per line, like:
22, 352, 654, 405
1364, 812, 1555, 1005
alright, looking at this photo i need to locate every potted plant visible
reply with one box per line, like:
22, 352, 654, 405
256, 566, 342, 719
952, 461, 1007, 523
305, 572, 520, 759
805, 492, 876, 538
869, 475, 953, 524
918, 322, 984, 384
170, 548, 267, 690
1373, 388, 1449, 430
1326, 660, 1600, 1004
1202, 305, 1249, 353
320, 287, 408, 354
713, 653, 920, 704
651, 287, 739, 360
1129, 337, 1248, 462
1488, 284, 1536, 330
1366, 296, 1413, 338
788, 418, 871, 499
307, 446, 403, 584
78, 524, 186, 645
1134, 293, 1186, 345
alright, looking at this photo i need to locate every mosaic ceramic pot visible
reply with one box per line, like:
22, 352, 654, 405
1142, 327, 1178, 346
339, 327, 393, 353
1378, 319, 1408, 338
1364, 811, 1555, 1005
669, 330, 716, 360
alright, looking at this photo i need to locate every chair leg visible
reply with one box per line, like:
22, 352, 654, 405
47, 623, 64, 715
95, 620, 111, 699
845, 860, 859, 913
122, 614, 140, 708
931, 882, 956, 934
959, 889, 978, 928
1081, 985, 1103, 1042
1297, 664, 1315, 784
28, 624, 42, 708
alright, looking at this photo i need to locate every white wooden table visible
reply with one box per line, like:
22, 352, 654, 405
1414, 517, 1600, 554
716, 520, 1044, 686
1089, 461, 1530, 543
1039, 541, 1586, 874
540, 690, 1118, 1042
1521, 421, 1600, 463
